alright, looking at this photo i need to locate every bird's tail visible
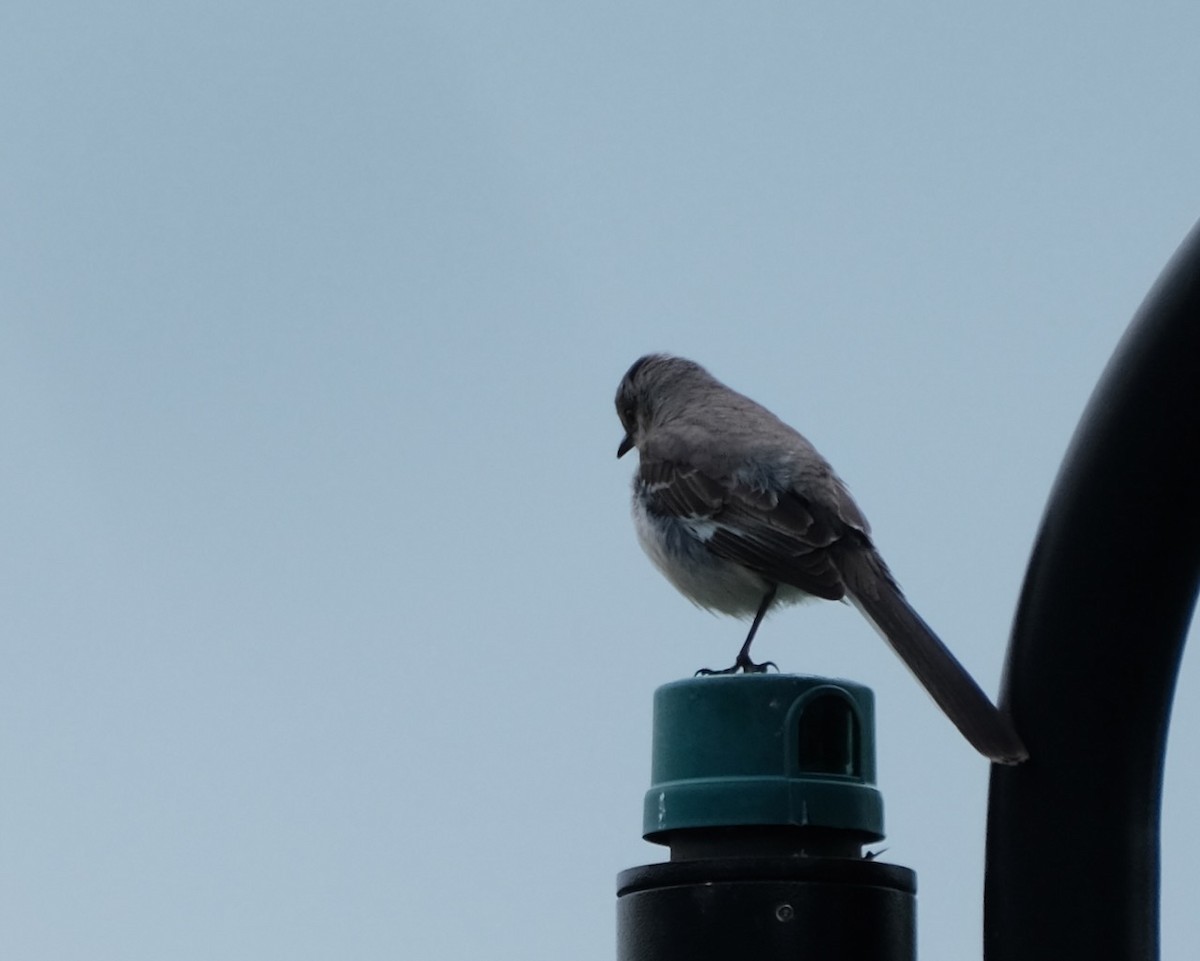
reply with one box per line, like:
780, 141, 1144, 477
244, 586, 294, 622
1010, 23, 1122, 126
842, 550, 1029, 765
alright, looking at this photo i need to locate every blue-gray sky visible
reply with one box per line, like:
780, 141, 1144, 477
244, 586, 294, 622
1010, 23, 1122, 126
3, 3, 1198, 958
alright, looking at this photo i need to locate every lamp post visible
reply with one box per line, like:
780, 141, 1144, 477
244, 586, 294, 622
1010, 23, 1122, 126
617, 673, 916, 961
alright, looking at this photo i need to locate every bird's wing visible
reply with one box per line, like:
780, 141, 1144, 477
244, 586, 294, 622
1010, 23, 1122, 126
637, 457, 848, 600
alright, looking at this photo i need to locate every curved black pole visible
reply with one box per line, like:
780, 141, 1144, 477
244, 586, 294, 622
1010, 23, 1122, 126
985, 219, 1200, 960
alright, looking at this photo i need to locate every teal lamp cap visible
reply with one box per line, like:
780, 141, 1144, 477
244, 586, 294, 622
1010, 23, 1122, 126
644, 674, 884, 846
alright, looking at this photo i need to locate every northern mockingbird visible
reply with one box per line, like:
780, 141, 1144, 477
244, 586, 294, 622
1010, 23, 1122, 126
615, 353, 1028, 765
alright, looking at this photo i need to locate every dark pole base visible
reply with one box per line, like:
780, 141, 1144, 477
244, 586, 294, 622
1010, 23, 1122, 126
617, 857, 916, 961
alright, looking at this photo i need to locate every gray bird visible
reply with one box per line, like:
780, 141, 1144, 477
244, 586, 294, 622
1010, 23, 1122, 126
615, 353, 1028, 765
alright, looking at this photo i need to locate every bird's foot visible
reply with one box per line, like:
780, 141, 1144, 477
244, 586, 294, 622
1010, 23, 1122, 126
695, 654, 777, 676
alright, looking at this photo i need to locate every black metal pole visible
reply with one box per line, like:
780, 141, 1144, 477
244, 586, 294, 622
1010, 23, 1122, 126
985, 219, 1200, 960
618, 856, 915, 960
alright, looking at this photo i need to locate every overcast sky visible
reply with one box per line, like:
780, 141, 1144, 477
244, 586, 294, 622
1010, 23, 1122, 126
3, 3, 1199, 959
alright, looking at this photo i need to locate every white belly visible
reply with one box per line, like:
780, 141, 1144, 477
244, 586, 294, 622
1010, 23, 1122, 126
632, 495, 810, 617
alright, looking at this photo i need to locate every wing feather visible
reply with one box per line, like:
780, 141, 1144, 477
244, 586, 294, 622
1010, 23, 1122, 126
637, 458, 849, 600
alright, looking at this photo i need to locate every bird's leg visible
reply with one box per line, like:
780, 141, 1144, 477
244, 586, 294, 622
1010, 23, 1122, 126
697, 584, 778, 675
735, 585, 778, 671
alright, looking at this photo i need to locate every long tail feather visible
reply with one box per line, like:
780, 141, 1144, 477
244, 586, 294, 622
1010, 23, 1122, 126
842, 551, 1028, 765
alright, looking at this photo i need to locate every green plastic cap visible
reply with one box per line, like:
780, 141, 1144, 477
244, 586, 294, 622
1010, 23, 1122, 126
644, 674, 884, 846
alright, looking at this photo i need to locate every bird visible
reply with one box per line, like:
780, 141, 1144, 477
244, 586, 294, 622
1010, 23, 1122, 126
615, 353, 1028, 764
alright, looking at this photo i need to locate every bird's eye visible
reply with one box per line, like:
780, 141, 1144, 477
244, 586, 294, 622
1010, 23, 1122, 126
622, 405, 636, 424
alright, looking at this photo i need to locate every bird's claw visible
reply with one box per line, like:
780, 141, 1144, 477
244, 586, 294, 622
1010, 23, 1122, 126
695, 656, 778, 676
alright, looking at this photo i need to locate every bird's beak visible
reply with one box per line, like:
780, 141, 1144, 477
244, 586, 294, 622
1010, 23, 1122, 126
617, 433, 634, 458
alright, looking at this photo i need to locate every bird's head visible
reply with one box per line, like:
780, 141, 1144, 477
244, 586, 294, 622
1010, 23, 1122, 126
615, 353, 706, 458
